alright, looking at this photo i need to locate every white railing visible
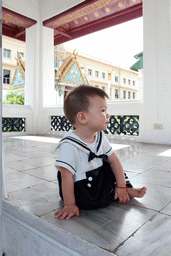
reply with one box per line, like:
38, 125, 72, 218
2, 104, 33, 136
2, 100, 143, 141
107, 100, 143, 116
45, 100, 143, 141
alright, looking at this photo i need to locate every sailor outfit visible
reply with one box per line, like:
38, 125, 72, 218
55, 131, 132, 210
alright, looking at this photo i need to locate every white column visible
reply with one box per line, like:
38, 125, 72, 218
25, 22, 55, 134
142, 0, 171, 144
42, 27, 55, 107
25, 23, 41, 134
137, 69, 143, 100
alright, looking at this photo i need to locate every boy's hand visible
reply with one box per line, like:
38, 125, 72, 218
54, 204, 79, 220
114, 187, 130, 203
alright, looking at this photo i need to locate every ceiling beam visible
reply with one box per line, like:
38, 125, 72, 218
15, 29, 25, 38
55, 27, 72, 39
54, 3, 142, 45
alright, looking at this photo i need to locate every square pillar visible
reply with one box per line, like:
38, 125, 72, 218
42, 27, 56, 107
142, 0, 171, 144
25, 22, 55, 134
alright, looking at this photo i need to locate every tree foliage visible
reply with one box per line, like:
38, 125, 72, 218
3, 86, 24, 105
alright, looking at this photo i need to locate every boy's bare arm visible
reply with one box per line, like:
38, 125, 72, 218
54, 167, 79, 220
108, 152, 130, 203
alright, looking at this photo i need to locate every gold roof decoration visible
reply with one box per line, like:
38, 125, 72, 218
55, 49, 88, 86
17, 53, 25, 74
12, 52, 25, 88
58, 49, 78, 77
54, 45, 67, 61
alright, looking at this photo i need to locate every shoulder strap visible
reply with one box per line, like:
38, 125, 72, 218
57, 131, 103, 153
60, 136, 91, 153
55, 136, 91, 155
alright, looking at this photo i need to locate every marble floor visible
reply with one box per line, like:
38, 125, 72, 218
3, 134, 171, 255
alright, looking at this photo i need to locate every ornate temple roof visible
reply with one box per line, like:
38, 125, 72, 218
55, 49, 90, 88
12, 53, 25, 88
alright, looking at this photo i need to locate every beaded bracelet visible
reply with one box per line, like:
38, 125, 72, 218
116, 186, 128, 193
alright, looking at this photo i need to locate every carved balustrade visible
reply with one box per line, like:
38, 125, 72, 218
51, 115, 139, 136
2, 118, 25, 132
2, 115, 139, 136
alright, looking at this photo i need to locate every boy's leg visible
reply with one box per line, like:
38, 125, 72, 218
109, 168, 147, 199
109, 167, 133, 199
110, 168, 133, 188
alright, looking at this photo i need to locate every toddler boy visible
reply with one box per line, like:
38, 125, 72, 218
55, 85, 147, 220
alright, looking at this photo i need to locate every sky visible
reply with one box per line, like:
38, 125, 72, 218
63, 17, 143, 69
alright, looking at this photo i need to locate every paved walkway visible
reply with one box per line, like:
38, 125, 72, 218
3, 134, 171, 255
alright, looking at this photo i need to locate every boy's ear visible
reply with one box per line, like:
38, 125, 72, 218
76, 111, 88, 124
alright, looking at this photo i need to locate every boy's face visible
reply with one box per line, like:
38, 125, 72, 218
85, 96, 109, 132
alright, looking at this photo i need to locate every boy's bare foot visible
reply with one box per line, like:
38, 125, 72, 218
127, 187, 147, 198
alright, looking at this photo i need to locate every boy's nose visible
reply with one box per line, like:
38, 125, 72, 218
106, 113, 110, 119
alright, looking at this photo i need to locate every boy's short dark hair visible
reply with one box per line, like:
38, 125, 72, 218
64, 85, 109, 125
